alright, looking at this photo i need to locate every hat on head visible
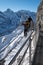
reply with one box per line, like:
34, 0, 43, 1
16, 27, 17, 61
28, 16, 32, 21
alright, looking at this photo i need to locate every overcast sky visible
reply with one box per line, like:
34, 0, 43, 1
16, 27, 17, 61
0, 0, 40, 12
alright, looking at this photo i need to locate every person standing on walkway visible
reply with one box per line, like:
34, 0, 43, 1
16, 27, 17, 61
22, 17, 33, 36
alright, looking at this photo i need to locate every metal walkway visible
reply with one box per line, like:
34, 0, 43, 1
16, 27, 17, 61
32, 35, 43, 65
0, 31, 33, 65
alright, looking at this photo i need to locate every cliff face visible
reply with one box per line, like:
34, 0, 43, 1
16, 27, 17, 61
37, 0, 43, 34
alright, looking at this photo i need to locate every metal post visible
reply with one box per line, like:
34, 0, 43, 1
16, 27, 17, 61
29, 20, 32, 65
29, 37, 32, 65
0, 60, 5, 65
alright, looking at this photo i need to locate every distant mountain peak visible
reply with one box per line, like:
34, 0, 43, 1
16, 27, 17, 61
17, 10, 30, 13
4, 8, 14, 14
7, 8, 12, 12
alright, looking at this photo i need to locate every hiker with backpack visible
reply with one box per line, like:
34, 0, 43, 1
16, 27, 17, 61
22, 17, 33, 36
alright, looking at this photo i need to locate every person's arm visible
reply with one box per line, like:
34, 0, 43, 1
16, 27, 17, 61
22, 22, 26, 25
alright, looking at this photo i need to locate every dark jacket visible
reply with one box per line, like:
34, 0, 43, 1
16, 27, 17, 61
22, 19, 31, 28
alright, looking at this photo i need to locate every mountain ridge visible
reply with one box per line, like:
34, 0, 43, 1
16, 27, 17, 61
0, 8, 36, 36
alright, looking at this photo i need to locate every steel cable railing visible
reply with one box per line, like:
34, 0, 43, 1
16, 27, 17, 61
0, 30, 37, 65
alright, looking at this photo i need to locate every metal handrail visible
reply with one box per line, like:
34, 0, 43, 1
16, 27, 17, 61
0, 30, 37, 65
0, 30, 23, 53
8, 31, 33, 65
9, 30, 36, 65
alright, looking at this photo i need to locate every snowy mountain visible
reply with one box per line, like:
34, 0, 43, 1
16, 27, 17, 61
4, 9, 20, 26
16, 10, 36, 22
0, 11, 10, 33
0, 9, 36, 36
0, 11, 8, 24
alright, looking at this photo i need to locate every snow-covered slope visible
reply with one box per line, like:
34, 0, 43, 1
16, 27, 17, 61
0, 26, 24, 51
0, 26, 32, 61
0, 9, 36, 36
